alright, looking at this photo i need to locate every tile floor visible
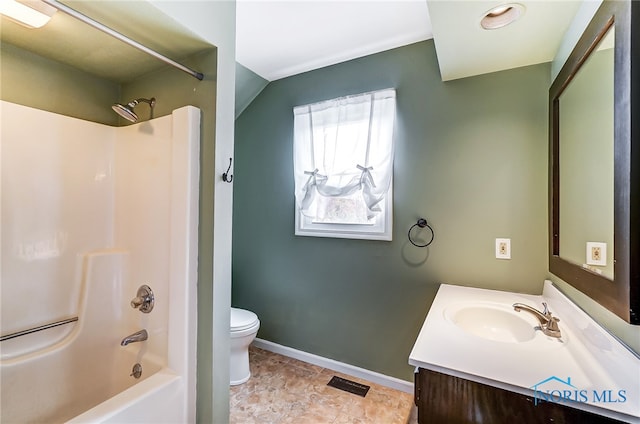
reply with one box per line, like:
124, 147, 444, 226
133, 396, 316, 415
230, 346, 418, 424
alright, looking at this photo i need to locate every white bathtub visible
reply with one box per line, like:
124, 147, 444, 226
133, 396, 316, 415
1, 104, 200, 424
1, 251, 190, 424
2, 347, 169, 423
67, 368, 185, 424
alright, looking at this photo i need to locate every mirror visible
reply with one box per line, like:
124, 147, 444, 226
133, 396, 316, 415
559, 27, 614, 280
549, 0, 639, 324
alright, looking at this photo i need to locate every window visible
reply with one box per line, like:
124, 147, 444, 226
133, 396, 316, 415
293, 88, 396, 240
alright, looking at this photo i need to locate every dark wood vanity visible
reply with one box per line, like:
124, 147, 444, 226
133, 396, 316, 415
414, 368, 626, 424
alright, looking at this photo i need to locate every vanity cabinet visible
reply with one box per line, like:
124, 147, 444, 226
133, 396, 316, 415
414, 368, 624, 424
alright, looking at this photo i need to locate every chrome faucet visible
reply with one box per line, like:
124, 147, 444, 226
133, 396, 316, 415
512, 302, 562, 338
130, 285, 154, 313
121, 329, 148, 346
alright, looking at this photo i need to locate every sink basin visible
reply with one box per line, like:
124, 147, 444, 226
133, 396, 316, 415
445, 304, 536, 343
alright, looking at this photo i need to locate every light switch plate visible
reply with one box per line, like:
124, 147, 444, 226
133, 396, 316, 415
586, 242, 607, 266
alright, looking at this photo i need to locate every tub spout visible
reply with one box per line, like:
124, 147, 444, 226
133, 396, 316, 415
121, 329, 148, 346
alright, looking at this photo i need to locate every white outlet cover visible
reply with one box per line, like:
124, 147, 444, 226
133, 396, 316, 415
495, 238, 511, 260
586, 242, 607, 266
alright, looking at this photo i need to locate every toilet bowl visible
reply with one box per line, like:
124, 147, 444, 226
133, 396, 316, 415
230, 307, 260, 385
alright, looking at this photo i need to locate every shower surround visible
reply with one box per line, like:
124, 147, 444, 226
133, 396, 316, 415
0, 101, 200, 423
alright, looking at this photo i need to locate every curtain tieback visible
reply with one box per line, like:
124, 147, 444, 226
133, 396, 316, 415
303, 168, 326, 189
357, 165, 376, 188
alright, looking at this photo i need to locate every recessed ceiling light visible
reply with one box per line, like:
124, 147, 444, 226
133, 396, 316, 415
481, 3, 525, 30
487, 6, 511, 17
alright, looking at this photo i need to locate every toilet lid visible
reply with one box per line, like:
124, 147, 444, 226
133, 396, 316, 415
230, 308, 259, 332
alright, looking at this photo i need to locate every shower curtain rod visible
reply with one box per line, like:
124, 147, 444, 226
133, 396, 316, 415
41, 0, 204, 81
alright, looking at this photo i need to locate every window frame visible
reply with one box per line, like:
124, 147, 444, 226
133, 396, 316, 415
292, 88, 396, 241
294, 177, 393, 241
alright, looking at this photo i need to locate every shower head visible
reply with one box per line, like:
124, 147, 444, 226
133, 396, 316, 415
112, 97, 156, 123
112, 103, 137, 122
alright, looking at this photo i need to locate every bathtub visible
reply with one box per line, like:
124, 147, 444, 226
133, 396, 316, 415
1, 251, 188, 424
1, 104, 200, 423
2, 346, 171, 424
3, 351, 185, 424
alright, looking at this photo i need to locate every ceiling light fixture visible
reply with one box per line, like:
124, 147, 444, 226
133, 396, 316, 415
0, 0, 56, 29
480, 3, 525, 30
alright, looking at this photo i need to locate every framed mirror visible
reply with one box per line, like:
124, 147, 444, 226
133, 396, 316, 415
549, 0, 639, 324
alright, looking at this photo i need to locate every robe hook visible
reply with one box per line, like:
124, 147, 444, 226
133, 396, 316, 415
222, 158, 233, 183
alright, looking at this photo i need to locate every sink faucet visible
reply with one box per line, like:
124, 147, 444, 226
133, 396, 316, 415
121, 329, 148, 346
512, 302, 562, 338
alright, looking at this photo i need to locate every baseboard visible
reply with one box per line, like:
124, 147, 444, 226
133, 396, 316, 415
252, 338, 414, 394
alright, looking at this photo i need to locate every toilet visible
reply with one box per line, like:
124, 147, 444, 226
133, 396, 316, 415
229, 307, 260, 385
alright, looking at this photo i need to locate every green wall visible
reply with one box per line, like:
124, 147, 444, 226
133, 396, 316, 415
235, 62, 269, 119
0, 42, 120, 124
233, 40, 550, 381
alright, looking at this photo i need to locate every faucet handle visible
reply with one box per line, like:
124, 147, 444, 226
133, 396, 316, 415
130, 285, 154, 313
131, 296, 145, 308
545, 316, 561, 337
542, 302, 550, 316
541, 303, 562, 337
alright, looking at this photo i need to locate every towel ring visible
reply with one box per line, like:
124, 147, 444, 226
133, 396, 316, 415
408, 218, 434, 248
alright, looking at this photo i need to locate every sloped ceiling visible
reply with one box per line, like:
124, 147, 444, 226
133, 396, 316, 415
427, 1, 582, 81
235, 0, 583, 83
0, 0, 211, 84
236, 0, 433, 81
2, 1, 585, 114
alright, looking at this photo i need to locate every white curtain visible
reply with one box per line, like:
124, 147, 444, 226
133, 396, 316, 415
293, 88, 396, 221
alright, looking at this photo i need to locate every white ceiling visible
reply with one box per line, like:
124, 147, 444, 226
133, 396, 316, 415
428, 1, 582, 81
236, 0, 433, 81
236, 0, 583, 82
1, 0, 584, 87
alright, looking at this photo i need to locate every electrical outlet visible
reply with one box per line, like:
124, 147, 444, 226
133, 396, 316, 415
496, 238, 511, 260
586, 242, 606, 266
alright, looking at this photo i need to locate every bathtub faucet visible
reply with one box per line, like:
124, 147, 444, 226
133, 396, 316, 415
512, 302, 561, 338
121, 329, 148, 346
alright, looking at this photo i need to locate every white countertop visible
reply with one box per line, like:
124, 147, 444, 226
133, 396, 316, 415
408, 281, 640, 423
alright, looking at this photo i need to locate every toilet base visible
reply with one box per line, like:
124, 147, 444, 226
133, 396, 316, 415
230, 344, 251, 386
230, 374, 250, 386
229, 308, 259, 386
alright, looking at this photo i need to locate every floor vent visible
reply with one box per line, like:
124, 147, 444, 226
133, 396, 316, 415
327, 376, 370, 397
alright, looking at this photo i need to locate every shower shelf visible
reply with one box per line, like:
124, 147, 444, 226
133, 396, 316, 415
0, 317, 78, 342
